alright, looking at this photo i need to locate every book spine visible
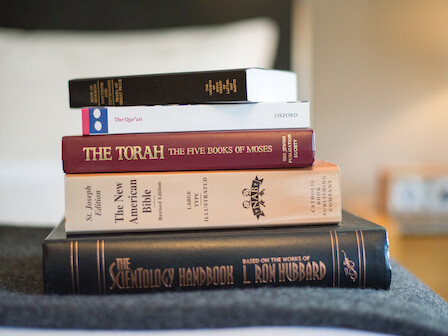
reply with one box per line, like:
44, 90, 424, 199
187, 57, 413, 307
43, 226, 391, 294
62, 129, 315, 173
80, 103, 310, 135
64, 162, 341, 234
69, 70, 250, 107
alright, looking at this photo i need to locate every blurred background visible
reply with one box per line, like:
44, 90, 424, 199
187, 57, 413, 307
1, 0, 447, 298
295, 1, 448, 301
295, 0, 448, 215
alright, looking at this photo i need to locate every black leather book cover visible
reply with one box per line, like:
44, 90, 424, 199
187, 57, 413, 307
43, 211, 391, 294
69, 69, 249, 107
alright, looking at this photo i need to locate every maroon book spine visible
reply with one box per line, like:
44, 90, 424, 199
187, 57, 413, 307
62, 129, 315, 173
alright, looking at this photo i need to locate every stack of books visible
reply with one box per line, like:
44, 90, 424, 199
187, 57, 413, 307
43, 68, 391, 294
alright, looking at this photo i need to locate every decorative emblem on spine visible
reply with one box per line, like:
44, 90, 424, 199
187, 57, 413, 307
242, 176, 265, 219
341, 250, 357, 282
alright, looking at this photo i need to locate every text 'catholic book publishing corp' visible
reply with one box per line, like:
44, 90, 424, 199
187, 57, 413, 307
62, 129, 315, 173
43, 211, 391, 295
81, 102, 310, 135
69, 68, 297, 108
64, 161, 341, 234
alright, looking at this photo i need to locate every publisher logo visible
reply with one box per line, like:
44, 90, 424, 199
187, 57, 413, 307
242, 176, 265, 219
341, 250, 358, 282
274, 113, 298, 118
89, 107, 108, 134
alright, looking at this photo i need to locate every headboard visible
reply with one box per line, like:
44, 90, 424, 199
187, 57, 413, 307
0, 0, 293, 70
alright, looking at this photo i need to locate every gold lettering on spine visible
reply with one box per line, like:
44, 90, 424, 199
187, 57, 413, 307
360, 231, 366, 288
319, 261, 326, 280
83, 147, 112, 161
228, 265, 234, 285
111, 80, 115, 106
207, 267, 214, 285
356, 231, 362, 288
258, 263, 275, 283
205, 78, 237, 96
97, 240, 101, 294
130, 268, 138, 288
70, 241, 75, 294
305, 262, 312, 280
243, 265, 250, 284
96, 80, 100, 106
252, 261, 326, 284
154, 269, 161, 287
178, 267, 186, 286
289, 263, 299, 281
76, 241, 80, 294
312, 261, 320, 280
335, 232, 340, 287
278, 263, 285, 282
70, 241, 80, 294
191, 267, 200, 285
109, 258, 175, 291
179, 266, 233, 287
101, 240, 106, 294
115, 145, 165, 161
341, 250, 357, 282
254, 265, 261, 283
330, 232, 336, 287
96, 240, 106, 295
143, 269, 150, 288
299, 262, 305, 281
152, 145, 165, 159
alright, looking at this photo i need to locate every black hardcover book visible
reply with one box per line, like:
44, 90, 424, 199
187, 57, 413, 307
68, 68, 297, 107
43, 211, 391, 295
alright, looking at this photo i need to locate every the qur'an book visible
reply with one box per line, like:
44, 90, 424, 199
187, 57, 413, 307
68, 68, 297, 107
64, 161, 341, 234
80, 102, 310, 135
43, 211, 391, 295
62, 129, 315, 173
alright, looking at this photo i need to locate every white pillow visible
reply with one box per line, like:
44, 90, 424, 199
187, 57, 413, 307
0, 18, 279, 225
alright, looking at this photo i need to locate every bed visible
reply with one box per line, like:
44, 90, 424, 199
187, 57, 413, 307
1, 1, 447, 335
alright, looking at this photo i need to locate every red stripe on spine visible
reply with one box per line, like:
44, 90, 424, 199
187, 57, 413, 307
82, 108, 90, 135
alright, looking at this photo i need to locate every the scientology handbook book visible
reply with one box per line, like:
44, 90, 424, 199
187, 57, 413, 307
64, 161, 341, 234
80, 102, 310, 135
69, 68, 298, 107
62, 129, 315, 173
43, 211, 391, 295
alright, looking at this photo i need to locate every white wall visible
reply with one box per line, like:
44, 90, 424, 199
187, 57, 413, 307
293, 0, 448, 211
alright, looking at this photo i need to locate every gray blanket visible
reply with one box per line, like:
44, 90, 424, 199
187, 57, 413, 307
0, 225, 447, 336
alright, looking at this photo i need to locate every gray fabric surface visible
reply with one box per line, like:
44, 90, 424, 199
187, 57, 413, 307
0, 224, 447, 335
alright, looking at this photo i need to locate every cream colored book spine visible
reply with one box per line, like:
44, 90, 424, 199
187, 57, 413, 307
64, 161, 341, 234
